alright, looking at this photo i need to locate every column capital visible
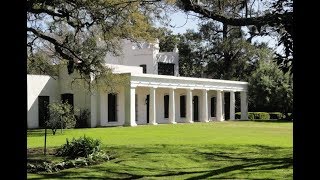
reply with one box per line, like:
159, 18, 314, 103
170, 87, 177, 90
187, 88, 194, 91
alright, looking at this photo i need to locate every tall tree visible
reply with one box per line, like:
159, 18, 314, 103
177, 30, 205, 77
27, 0, 169, 90
176, 0, 293, 73
198, 21, 274, 81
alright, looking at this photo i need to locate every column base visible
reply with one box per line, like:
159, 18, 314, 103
189, 121, 194, 123
201, 120, 210, 123
169, 121, 177, 124
148, 122, 158, 125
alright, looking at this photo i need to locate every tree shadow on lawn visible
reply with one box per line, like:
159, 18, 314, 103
28, 144, 292, 180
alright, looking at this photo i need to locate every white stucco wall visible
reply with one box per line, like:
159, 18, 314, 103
104, 39, 179, 76
58, 65, 92, 117
155, 52, 179, 76
104, 40, 157, 74
106, 64, 143, 74
96, 87, 126, 127
27, 75, 60, 128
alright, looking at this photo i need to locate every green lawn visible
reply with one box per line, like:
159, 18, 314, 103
27, 121, 293, 179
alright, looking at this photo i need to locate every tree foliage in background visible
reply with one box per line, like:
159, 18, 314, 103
157, 22, 274, 80
155, 27, 179, 52
248, 60, 293, 117
198, 21, 274, 81
177, 30, 205, 77
176, 0, 293, 73
47, 101, 77, 135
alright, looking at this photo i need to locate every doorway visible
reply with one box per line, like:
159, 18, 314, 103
108, 93, 117, 122
146, 95, 150, 123
193, 96, 199, 121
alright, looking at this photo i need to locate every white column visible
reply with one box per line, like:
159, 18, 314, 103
149, 87, 158, 125
201, 89, 209, 122
186, 88, 194, 123
229, 91, 235, 120
169, 88, 176, 124
241, 91, 248, 120
124, 85, 137, 126
216, 90, 224, 121
222, 91, 225, 120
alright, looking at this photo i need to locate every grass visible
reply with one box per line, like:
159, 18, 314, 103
27, 121, 293, 179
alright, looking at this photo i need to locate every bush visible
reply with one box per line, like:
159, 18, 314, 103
253, 112, 270, 120
56, 136, 101, 159
235, 112, 270, 120
27, 151, 111, 173
248, 112, 255, 120
75, 109, 90, 128
268, 112, 284, 120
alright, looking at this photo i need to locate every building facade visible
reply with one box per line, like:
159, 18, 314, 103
27, 39, 248, 128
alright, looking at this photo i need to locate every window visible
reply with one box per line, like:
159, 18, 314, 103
108, 93, 117, 122
180, 95, 186, 117
158, 62, 174, 75
61, 93, 74, 110
164, 95, 169, 118
140, 64, 147, 74
211, 97, 216, 117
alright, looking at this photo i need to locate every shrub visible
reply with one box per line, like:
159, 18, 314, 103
236, 112, 270, 120
254, 112, 270, 120
27, 151, 111, 173
268, 112, 284, 120
248, 112, 255, 120
56, 136, 101, 159
75, 109, 90, 128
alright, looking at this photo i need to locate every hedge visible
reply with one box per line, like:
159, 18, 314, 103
235, 112, 272, 120
268, 112, 284, 120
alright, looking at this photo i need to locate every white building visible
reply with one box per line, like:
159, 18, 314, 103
27, 39, 248, 128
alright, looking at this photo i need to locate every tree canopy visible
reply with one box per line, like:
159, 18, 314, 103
176, 0, 293, 73
27, 0, 172, 90
27, 0, 293, 87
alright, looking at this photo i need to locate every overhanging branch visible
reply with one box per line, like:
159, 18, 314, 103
180, 0, 292, 27
27, 27, 84, 64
